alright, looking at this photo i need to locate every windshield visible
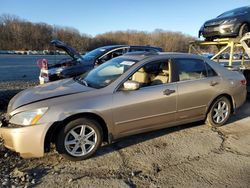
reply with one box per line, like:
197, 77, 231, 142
84, 47, 109, 59
78, 57, 138, 88
217, 7, 249, 18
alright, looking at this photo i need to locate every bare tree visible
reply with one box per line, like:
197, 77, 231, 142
0, 14, 196, 52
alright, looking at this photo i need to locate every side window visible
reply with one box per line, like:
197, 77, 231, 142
175, 58, 207, 81
99, 49, 125, 63
110, 49, 125, 58
206, 63, 218, 77
129, 60, 171, 88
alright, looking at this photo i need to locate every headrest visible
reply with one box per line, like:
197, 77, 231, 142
162, 62, 169, 75
138, 67, 146, 72
162, 62, 168, 70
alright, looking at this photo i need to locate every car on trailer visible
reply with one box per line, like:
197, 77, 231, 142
199, 6, 250, 40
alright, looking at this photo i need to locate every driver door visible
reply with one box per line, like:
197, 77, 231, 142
112, 60, 177, 137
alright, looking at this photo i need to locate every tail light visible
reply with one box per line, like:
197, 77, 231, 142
240, 79, 247, 85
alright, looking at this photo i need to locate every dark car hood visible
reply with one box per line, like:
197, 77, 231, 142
204, 15, 236, 26
8, 79, 94, 112
51, 39, 82, 59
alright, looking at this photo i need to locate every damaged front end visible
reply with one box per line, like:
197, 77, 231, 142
37, 58, 81, 84
38, 39, 88, 84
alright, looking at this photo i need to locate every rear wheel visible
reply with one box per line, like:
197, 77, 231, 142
56, 118, 103, 161
206, 97, 231, 127
239, 23, 249, 37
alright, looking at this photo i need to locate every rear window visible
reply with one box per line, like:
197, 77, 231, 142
206, 63, 218, 77
175, 58, 207, 81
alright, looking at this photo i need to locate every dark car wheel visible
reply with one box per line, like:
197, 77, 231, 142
56, 118, 103, 161
239, 23, 249, 38
205, 37, 215, 41
206, 96, 231, 127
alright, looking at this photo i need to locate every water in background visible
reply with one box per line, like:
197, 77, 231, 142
0, 55, 67, 81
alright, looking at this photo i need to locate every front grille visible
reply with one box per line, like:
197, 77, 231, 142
204, 27, 216, 32
203, 30, 220, 37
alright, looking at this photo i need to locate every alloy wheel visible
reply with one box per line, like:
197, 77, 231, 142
64, 125, 97, 157
212, 101, 229, 124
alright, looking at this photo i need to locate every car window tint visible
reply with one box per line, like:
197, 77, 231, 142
206, 63, 218, 77
101, 49, 125, 61
175, 58, 207, 81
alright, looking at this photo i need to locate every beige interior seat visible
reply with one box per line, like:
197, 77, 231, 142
151, 62, 169, 85
132, 67, 150, 86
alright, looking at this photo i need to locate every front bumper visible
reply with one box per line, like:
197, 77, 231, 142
0, 121, 52, 158
39, 68, 63, 84
200, 24, 239, 38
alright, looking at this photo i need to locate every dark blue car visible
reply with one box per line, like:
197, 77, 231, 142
39, 40, 163, 83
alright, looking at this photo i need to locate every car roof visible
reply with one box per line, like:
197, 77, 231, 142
97, 45, 163, 51
97, 45, 128, 50
123, 51, 203, 62
129, 45, 163, 51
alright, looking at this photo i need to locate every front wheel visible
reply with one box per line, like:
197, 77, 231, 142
56, 118, 103, 161
239, 23, 249, 38
206, 97, 232, 127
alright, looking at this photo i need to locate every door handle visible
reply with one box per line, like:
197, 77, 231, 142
210, 81, 219, 86
163, 89, 175, 95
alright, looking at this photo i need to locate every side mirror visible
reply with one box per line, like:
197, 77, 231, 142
122, 80, 140, 91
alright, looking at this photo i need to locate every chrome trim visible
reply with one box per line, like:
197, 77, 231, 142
115, 111, 176, 126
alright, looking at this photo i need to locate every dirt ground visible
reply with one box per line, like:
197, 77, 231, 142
0, 82, 250, 188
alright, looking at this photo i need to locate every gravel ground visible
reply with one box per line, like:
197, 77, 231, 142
0, 81, 250, 188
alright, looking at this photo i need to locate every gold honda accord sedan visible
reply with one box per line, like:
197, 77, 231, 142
0, 52, 247, 161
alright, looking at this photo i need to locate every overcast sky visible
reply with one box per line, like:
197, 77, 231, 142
1, 0, 249, 37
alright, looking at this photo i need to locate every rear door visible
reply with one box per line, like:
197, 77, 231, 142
173, 58, 221, 121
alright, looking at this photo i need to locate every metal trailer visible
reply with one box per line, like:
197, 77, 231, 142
189, 32, 250, 92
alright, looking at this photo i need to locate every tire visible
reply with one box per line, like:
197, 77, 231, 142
56, 118, 103, 161
239, 23, 249, 38
206, 96, 232, 127
205, 37, 215, 41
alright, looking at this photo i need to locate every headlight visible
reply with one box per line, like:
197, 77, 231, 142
222, 18, 237, 25
9, 107, 48, 126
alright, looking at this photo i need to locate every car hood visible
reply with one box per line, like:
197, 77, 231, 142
51, 39, 82, 59
7, 79, 94, 113
204, 16, 236, 26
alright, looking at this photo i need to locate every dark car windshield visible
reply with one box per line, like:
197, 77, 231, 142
84, 47, 109, 59
78, 57, 138, 89
217, 7, 249, 18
